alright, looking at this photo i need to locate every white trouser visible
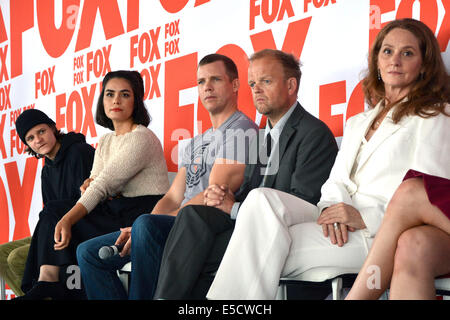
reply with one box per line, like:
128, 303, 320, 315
207, 188, 370, 300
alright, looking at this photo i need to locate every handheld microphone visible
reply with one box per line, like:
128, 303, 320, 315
98, 243, 124, 259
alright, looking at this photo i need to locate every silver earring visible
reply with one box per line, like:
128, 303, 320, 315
377, 69, 381, 81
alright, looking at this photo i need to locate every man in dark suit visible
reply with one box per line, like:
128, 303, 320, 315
153, 49, 338, 299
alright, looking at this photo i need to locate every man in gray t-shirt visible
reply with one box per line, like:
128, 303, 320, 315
72, 54, 258, 300
181, 111, 257, 206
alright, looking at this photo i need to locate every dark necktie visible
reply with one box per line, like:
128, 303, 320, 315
265, 132, 272, 159
251, 132, 273, 188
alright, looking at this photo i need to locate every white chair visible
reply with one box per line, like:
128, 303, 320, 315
435, 274, 450, 299
117, 261, 132, 293
276, 267, 361, 300
277, 269, 450, 300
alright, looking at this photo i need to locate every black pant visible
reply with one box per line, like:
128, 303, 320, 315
154, 205, 235, 299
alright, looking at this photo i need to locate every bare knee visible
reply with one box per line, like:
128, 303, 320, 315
393, 228, 434, 279
390, 178, 424, 207
385, 178, 427, 221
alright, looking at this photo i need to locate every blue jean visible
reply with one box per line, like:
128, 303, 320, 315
76, 214, 175, 300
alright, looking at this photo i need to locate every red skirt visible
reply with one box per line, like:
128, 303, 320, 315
403, 170, 450, 220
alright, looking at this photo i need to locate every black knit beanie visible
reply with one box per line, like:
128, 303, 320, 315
15, 109, 56, 144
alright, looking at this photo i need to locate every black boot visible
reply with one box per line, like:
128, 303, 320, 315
13, 281, 68, 300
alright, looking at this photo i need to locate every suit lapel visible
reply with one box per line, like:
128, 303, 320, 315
343, 107, 376, 174
263, 103, 304, 188
356, 105, 407, 172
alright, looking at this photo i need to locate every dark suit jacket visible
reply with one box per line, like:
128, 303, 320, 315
234, 103, 338, 207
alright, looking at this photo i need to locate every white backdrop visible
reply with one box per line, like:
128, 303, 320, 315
0, 0, 448, 298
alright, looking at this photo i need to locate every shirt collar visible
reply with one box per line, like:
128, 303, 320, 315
264, 101, 297, 143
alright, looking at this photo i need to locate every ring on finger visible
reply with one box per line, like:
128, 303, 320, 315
333, 222, 340, 230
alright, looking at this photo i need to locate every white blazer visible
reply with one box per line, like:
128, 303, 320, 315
317, 102, 450, 238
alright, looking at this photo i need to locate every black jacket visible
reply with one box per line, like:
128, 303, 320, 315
41, 132, 95, 204
235, 103, 338, 207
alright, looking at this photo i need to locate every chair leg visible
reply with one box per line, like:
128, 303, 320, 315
332, 277, 343, 300
0, 276, 6, 300
117, 270, 130, 294
276, 283, 287, 300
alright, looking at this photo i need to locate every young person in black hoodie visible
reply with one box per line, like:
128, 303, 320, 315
0, 109, 95, 297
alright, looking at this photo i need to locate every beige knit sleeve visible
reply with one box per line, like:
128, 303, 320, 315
77, 129, 155, 213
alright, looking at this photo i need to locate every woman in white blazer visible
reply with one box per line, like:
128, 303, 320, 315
207, 18, 450, 300
345, 18, 450, 300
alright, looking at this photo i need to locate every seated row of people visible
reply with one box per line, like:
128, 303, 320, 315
0, 18, 448, 300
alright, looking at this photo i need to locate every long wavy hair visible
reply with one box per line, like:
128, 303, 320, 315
363, 18, 449, 123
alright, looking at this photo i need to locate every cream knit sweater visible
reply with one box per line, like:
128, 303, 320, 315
77, 125, 170, 213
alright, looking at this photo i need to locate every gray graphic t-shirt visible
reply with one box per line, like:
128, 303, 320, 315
180, 111, 258, 206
